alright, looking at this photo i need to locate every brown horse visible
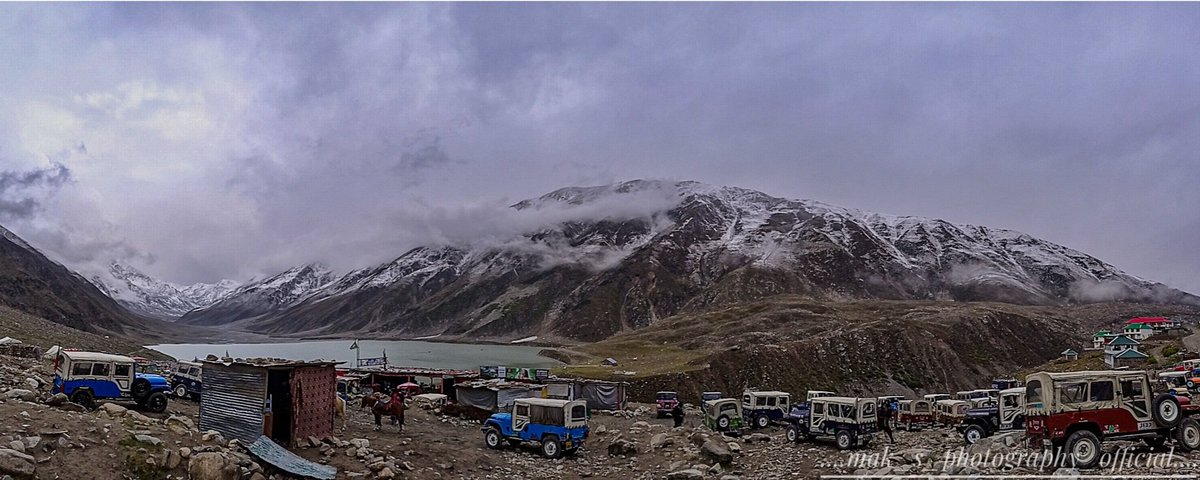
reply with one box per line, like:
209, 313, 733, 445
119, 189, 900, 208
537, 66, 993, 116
360, 392, 382, 410
371, 395, 406, 432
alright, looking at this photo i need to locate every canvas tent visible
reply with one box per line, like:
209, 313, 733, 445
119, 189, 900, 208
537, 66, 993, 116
454, 380, 545, 412
577, 380, 627, 411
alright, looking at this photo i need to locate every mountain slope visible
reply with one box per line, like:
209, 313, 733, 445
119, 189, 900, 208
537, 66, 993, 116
89, 262, 240, 319
0, 225, 146, 335
187, 180, 1198, 341
178, 264, 335, 326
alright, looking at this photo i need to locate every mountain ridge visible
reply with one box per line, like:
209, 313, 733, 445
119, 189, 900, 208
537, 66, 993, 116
177, 180, 1197, 341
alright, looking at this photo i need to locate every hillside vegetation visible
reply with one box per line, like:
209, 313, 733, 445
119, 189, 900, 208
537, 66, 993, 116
549, 297, 1200, 401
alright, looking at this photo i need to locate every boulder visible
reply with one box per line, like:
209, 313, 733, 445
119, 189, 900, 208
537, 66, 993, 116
0, 448, 35, 477
179, 447, 192, 459
100, 402, 128, 416
689, 431, 710, 447
701, 439, 733, 464
607, 439, 638, 456
727, 442, 741, 453
24, 378, 39, 390
4, 390, 35, 402
163, 449, 182, 469
21, 437, 39, 451
650, 433, 674, 449
744, 433, 771, 443
666, 469, 705, 479
44, 393, 68, 407
127, 411, 154, 424
165, 415, 196, 431
377, 467, 396, 479
188, 452, 239, 480
5, 442, 21, 454
133, 434, 163, 446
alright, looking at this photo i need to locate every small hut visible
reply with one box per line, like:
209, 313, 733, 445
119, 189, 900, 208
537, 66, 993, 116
1061, 349, 1079, 361
199, 358, 343, 447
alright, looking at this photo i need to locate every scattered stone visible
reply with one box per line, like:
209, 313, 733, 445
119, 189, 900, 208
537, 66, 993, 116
188, 452, 239, 480
666, 469, 705, 480
133, 434, 163, 446
179, 447, 192, 459
607, 438, 638, 456
377, 467, 395, 479
650, 432, 674, 449
44, 393, 68, 407
350, 438, 370, 449
0, 448, 35, 477
744, 433, 771, 443
700, 439, 733, 464
4, 390, 34, 402
4, 443, 20, 455
100, 403, 128, 416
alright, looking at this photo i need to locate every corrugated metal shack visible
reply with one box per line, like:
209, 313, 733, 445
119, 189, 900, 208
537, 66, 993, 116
199, 358, 343, 447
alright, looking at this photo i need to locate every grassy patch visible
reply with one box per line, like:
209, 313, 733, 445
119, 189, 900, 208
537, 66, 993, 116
551, 339, 712, 379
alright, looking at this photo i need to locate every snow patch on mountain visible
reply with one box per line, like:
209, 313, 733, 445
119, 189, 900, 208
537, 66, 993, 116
87, 262, 240, 319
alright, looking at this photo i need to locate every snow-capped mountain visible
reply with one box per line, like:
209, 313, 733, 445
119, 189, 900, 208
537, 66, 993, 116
89, 262, 240, 320
178, 263, 335, 326
182, 180, 1199, 341
0, 224, 145, 334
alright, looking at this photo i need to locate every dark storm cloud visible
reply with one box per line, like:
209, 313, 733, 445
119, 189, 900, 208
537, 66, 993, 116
0, 163, 71, 220
0, 3, 1196, 293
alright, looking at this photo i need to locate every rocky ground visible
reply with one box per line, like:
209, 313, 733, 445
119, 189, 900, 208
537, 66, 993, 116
3, 353, 1200, 479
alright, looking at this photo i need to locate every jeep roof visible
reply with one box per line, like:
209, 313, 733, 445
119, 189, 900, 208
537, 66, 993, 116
999, 387, 1024, 396
745, 390, 789, 396
515, 398, 578, 408
59, 351, 135, 364
813, 396, 867, 405
1028, 370, 1146, 382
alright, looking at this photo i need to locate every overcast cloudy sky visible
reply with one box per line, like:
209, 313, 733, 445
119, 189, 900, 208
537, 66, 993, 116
0, 3, 1196, 293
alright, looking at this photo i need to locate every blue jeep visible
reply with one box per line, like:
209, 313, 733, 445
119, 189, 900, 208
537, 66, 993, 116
741, 390, 791, 428
53, 350, 172, 413
482, 398, 589, 458
169, 360, 203, 400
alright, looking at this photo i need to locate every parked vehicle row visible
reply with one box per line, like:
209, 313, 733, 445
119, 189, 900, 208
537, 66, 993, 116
52, 350, 172, 413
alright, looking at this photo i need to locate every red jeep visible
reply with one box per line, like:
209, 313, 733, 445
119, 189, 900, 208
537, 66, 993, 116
655, 391, 679, 418
1024, 370, 1200, 468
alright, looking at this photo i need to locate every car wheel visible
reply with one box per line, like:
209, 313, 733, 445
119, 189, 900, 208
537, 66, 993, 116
174, 384, 188, 398
835, 430, 853, 450
541, 435, 563, 459
1065, 430, 1101, 469
70, 390, 95, 410
1175, 418, 1200, 452
963, 425, 986, 445
717, 416, 731, 431
1153, 394, 1183, 428
131, 379, 151, 400
786, 425, 798, 443
756, 415, 770, 429
143, 392, 168, 413
484, 429, 502, 449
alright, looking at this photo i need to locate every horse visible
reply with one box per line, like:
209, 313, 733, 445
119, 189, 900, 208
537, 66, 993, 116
334, 395, 347, 431
371, 395, 406, 432
360, 392, 382, 410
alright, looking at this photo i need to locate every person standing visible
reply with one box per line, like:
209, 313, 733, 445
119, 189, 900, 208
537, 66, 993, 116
671, 402, 684, 428
878, 402, 895, 443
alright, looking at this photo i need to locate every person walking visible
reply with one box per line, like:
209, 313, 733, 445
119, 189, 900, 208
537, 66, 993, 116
671, 402, 685, 428
878, 402, 895, 443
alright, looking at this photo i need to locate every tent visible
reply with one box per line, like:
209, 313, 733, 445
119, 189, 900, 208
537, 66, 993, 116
577, 380, 627, 411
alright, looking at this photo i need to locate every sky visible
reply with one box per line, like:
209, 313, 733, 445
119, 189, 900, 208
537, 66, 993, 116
0, 3, 1197, 293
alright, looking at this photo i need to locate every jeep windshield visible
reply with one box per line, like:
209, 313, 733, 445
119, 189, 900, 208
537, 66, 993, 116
656, 392, 677, 400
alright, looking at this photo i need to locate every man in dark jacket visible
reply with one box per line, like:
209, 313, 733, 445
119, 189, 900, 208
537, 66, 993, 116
671, 403, 685, 428
878, 402, 895, 443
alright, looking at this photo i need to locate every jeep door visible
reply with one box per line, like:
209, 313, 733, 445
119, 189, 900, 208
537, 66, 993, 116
113, 363, 133, 392
998, 392, 1023, 429
809, 401, 826, 432
1117, 375, 1153, 426
513, 402, 530, 434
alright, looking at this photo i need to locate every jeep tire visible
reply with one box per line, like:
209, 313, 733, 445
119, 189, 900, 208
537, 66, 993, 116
717, 415, 731, 431
1065, 430, 1101, 469
1175, 418, 1200, 452
962, 424, 986, 445
541, 435, 563, 459
484, 428, 502, 449
131, 378, 151, 401
143, 392, 168, 413
755, 415, 770, 429
174, 384, 188, 398
70, 390, 95, 410
786, 425, 799, 443
1153, 394, 1183, 428
835, 430, 853, 450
